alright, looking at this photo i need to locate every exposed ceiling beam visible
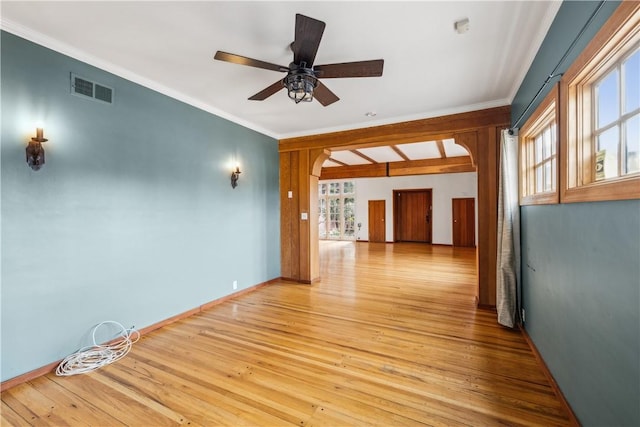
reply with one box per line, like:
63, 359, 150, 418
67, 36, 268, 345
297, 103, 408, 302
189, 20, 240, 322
320, 163, 388, 180
327, 157, 349, 166
435, 140, 447, 158
321, 156, 475, 180
390, 145, 410, 161
350, 149, 377, 164
389, 156, 474, 176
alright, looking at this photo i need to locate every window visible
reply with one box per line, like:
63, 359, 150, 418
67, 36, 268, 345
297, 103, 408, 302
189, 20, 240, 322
318, 181, 356, 240
520, 85, 559, 205
593, 48, 640, 180
561, 2, 640, 202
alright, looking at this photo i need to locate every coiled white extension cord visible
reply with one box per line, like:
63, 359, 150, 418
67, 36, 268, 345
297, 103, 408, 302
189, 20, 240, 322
56, 321, 140, 376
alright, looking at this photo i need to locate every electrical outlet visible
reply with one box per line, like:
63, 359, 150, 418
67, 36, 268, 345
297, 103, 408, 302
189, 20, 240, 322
233, 280, 238, 290
521, 308, 526, 323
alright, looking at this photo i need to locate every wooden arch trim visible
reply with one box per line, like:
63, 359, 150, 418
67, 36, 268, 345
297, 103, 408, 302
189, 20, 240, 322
279, 106, 510, 307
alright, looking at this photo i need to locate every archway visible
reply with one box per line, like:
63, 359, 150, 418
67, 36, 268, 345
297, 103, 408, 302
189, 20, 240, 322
279, 106, 509, 307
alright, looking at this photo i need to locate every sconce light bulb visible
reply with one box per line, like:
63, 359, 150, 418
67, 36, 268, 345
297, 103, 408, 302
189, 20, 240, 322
31, 127, 48, 143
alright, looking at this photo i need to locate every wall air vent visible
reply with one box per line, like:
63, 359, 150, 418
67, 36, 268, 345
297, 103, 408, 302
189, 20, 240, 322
70, 73, 113, 104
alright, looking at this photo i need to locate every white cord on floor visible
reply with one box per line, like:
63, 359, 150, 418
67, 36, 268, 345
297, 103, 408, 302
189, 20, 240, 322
55, 321, 140, 376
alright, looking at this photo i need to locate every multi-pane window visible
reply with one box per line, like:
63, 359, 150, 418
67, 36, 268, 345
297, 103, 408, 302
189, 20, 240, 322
520, 85, 559, 205
593, 47, 640, 180
343, 196, 355, 238
561, 3, 639, 202
533, 122, 557, 193
318, 181, 356, 240
328, 198, 340, 237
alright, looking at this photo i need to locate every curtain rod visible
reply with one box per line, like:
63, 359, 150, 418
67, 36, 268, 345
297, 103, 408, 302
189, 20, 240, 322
509, 0, 606, 134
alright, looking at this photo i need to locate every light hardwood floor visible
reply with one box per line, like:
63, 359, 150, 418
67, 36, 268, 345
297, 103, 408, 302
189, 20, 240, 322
1, 242, 571, 426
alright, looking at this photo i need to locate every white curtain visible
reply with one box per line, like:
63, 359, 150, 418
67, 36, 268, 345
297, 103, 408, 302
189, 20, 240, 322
496, 129, 521, 328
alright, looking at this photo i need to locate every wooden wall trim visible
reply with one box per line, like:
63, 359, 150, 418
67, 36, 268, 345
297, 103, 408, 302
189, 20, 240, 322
520, 326, 581, 426
298, 150, 311, 281
320, 157, 475, 180
310, 148, 330, 177
280, 149, 328, 283
0, 278, 279, 392
388, 156, 475, 176
321, 163, 388, 180
469, 127, 499, 306
280, 106, 511, 152
280, 153, 297, 280
0, 360, 62, 393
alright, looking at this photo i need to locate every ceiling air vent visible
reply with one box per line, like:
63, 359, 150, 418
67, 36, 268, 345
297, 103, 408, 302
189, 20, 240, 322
70, 73, 113, 104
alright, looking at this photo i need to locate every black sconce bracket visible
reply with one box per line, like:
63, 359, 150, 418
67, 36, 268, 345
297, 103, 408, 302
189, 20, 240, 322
231, 166, 241, 189
26, 128, 47, 171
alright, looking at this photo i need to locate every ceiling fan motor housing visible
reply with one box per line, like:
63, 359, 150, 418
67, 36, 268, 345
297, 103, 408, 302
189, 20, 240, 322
284, 66, 318, 103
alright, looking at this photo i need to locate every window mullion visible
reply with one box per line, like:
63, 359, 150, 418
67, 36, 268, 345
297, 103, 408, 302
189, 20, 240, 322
618, 62, 624, 176
593, 120, 619, 136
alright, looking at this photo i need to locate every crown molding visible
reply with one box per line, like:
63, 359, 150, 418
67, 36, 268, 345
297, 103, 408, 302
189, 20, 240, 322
0, 18, 280, 140
506, 0, 562, 103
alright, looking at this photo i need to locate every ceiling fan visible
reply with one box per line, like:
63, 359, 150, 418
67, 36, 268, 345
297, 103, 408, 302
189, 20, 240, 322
214, 14, 384, 107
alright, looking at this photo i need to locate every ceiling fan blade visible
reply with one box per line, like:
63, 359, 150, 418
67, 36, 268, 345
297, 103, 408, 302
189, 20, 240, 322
292, 14, 325, 67
214, 51, 289, 73
313, 81, 340, 106
248, 80, 285, 101
314, 59, 384, 78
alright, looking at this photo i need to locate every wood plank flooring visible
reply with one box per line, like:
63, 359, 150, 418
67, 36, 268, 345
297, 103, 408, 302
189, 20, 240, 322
1, 242, 571, 426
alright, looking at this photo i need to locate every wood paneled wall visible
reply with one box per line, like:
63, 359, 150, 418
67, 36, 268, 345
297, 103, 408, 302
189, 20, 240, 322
280, 148, 329, 283
279, 106, 510, 306
454, 128, 500, 307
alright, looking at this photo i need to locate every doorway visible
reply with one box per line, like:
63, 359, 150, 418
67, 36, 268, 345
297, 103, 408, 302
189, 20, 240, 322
393, 189, 432, 243
368, 200, 386, 242
452, 198, 475, 247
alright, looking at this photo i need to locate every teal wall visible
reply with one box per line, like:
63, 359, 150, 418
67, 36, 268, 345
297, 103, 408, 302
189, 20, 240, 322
512, 2, 640, 425
511, 1, 619, 127
1, 32, 281, 382
521, 203, 640, 425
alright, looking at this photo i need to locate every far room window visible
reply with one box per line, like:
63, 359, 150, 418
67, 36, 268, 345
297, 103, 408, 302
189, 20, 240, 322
318, 180, 356, 240
520, 84, 559, 205
561, 2, 639, 202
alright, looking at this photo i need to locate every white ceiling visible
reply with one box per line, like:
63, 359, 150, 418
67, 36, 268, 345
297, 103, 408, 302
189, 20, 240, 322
1, 1, 560, 140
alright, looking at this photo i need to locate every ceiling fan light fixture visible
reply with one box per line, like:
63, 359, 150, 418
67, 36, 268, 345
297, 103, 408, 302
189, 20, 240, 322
214, 14, 383, 107
284, 72, 317, 104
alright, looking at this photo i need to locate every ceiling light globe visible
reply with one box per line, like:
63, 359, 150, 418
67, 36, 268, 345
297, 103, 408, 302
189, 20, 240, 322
285, 73, 316, 103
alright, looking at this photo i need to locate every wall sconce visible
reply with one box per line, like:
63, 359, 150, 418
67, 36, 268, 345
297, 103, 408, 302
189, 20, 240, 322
230, 165, 241, 189
26, 128, 47, 171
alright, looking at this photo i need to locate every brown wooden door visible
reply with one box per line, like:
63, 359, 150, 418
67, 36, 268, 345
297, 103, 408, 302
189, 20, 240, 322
452, 198, 475, 247
368, 200, 386, 242
393, 189, 432, 243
